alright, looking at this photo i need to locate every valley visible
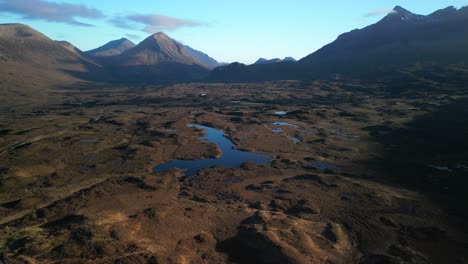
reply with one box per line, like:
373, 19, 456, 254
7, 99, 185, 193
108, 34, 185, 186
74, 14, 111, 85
1, 75, 468, 263
1, 3, 468, 264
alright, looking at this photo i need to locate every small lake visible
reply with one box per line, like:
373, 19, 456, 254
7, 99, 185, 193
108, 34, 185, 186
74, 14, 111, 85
275, 111, 287, 116
291, 137, 301, 144
153, 124, 272, 175
306, 161, 339, 171
271, 122, 300, 128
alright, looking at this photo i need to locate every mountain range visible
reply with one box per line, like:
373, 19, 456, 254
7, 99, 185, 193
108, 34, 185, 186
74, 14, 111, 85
0, 24, 223, 83
1, 5, 467, 84
210, 5, 468, 81
254, 57, 296, 65
0, 23, 95, 87
86, 38, 136, 57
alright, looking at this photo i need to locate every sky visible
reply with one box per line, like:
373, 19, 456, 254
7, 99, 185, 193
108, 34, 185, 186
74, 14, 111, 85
0, 0, 467, 64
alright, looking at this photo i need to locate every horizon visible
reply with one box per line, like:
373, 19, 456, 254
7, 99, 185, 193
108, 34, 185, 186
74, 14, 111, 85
0, 0, 467, 64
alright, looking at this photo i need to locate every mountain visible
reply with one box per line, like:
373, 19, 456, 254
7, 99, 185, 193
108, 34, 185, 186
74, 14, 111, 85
283, 57, 297, 62
210, 5, 468, 82
0, 24, 94, 80
111, 33, 209, 68
0, 24, 84, 67
100, 32, 212, 82
86, 38, 136, 57
0, 23, 99, 107
254, 57, 296, 65
56, 40, 82, 56
184, 45, 220, 69
0, 25, 217, 84
298, 5, 468, 76
254, 58, 283, 64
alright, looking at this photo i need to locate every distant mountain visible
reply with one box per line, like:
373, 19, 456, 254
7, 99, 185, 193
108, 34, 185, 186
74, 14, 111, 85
86, 38, 135, 57
298, 5, 468, 76
209, 62, 250, 80
184, 45, 220, 69
0, 24, 95, 79
210, 5, 468, 82
100, 32, 212, 82
254, 58, 282, 65
0, 24, 103, 107
0, 24, 81, 65
56, 40, 82, 56
111, 33, 208, 68
0, 25, 219, 83
283, 57, 297, 62
254, 57, 296, 65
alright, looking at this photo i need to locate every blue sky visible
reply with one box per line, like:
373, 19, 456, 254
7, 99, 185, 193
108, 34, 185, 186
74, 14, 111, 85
0, 0, 467, 64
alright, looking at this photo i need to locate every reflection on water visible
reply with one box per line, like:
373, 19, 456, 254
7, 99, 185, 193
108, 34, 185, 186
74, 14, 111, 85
153, 124, 271, 175
291, 137, 301, 143
271, 128, 284, 133
271, 122, 299, 128
275, 111, 287, 115
306, 161, 339, 171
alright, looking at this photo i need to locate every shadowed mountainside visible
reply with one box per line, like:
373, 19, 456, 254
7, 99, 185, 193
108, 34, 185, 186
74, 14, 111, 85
209, 5, 468, 82
0, 24, 103, 108
184, 45, 221, 69
254, 57, 296, 65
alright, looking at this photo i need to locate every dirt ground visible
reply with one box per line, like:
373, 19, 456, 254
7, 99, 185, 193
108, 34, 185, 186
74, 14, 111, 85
1, 76, 468, 263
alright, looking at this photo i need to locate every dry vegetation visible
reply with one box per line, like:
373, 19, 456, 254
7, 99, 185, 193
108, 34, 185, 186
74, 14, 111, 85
1, 69, 468, 263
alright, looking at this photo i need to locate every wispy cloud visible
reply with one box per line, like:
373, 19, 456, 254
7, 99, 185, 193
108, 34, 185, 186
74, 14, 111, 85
364, 8, 396, 18
109, 16, 134, 30
111, 14, 204, 33
125, 33, 140, 40
0, 0, 104, 27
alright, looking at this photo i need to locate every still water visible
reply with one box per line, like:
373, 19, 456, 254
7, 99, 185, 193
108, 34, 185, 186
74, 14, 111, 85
153, 124, 271, 175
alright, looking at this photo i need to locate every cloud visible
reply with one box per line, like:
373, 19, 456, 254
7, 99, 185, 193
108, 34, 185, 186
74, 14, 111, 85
0, 0, 104, 27
125, 33, 140, 40
364, 8, 396, 17
111, 14, 204, 33
109, 17, 135, 30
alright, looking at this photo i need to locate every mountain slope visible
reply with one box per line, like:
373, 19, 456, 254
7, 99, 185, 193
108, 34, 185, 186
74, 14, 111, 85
56, 40, 82, 56
298, 5, 468, 75
99, 33, 211, 82
112, 33, 208, 68
86, 38, 135, 57
0, 24, 86, 68
0, 23, 97, 107
210, 5, 468, 82
184, 45, 220, 69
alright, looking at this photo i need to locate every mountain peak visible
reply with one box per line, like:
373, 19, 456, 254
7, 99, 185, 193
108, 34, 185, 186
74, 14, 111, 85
390, 6, 416, 18
379, 5, 428, 24
283, 57, 297, 62
393, 6, 411, 14
119, 32, 216, 69
140, 32, 172, 46
254, 57, 285, 65
0, 23, 48, 40
116, 37, 131, 43
86, 37, 135, 57
151, 32, 169, 39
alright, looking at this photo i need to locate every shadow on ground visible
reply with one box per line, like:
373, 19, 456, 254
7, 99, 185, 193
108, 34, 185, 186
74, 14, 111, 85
370, 98, 468, 218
